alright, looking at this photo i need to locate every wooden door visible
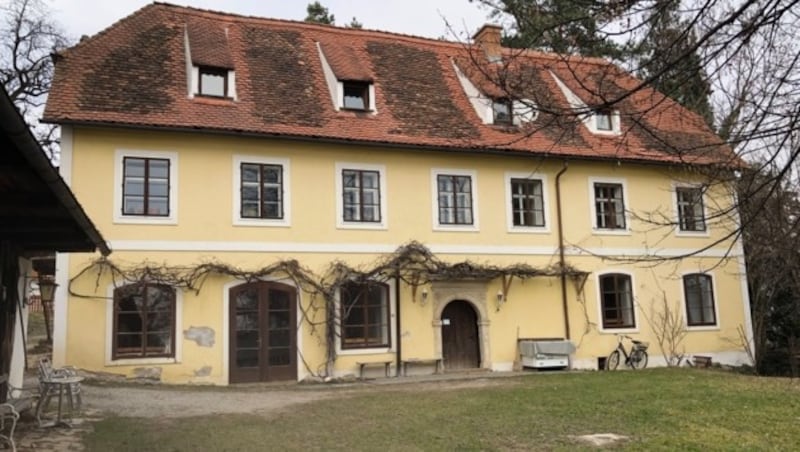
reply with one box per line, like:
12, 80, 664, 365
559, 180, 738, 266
441, 300, 480, 370
229, 282, 297, 383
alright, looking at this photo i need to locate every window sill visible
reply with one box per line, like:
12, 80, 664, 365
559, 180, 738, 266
339, 107, 374, 113
591, 228, 631, 236
336, 221, 387, 231
686, 324, 720, 332
114, 215, 178, 226
337, 347, 393, 356
105, 357, 178, 366
433, 224, 479, 233
507, 226, 551, 234
234, 218, 290, 228
598, 327, 639, 335
675, 230, 710, 238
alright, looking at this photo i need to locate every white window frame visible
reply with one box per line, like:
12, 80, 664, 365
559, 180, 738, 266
431, 168, 480, 232
233, 155, 291, 227
336, 81, 376, 112
672, 183, 710, 237
680, 271, 721, 331
595, 270, 639, 334
104, 283, 183, 366
335, 279, 397, 356
114, 149, 178, 225
505, 171, 550, 233
588, 177, 630, 235
335, 162, 388, 230
189, 65, 237, 100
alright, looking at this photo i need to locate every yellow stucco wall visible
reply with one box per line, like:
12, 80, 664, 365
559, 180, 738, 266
60, 127, 751, 384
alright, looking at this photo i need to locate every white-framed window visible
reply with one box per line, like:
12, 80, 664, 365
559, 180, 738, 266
596, 271, 638, 333
233, 155, 291, 227
492, 99, 512, 124
682, 272, 719, 329
674, 185, 708, 235
114, 149, 178, 225
190, 66, 236, 100
588, 177, 629, 234
105, 282, 183, 366
335, 162, 387, 230
431, 168, 479, 231
505, 172, 550, 233
335, 279, 397, 355
338, 81, 376, 112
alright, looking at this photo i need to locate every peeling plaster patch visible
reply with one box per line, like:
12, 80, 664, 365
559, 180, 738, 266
131, 367, 162, 381
194, 366, 212, 377
184, 326, 215, 347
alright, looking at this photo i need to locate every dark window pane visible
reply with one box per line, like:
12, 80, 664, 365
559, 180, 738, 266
241, 164, 259, 182
269, 311, 290, 330
340, 282, 390, 349
341, 169, 380, 223
343, 82, 369, 110
237, 349, 259, 368
600, 274, 635, 329
122, 157, 170, 217
493, 100, 512, 124
268, 348, 291, 366
269, 330, 290, 347
437, 175, 473, 225
237, 331, 259, 348
239, 163, 284, 220
270, 290, 290, 311
113, 283, 175, 359
236, 290, 258, 311
236, 313, 259, 331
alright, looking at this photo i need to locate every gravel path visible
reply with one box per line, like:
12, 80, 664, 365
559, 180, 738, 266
81, 373, 518, 418
82, 385, 346, 418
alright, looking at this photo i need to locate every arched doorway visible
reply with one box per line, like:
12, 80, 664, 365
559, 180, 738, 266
441, 300, 481, 370
229, 281, 297, 383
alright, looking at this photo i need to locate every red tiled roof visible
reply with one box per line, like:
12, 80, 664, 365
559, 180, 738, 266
44, 2, 736, 166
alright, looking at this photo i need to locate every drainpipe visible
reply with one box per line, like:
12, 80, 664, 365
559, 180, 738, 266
395, 272, 402, 376
555, 162, 571, 340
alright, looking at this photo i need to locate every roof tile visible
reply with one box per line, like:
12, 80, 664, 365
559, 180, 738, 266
44, 3, 735, 167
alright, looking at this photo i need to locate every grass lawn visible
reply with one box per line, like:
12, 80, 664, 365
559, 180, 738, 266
84, 369, 799, 451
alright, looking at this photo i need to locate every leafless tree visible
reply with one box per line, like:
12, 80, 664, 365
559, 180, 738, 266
1, 0, 69, 159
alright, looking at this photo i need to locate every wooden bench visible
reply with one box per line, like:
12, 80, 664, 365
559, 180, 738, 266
693, 355, 713, 368
356, 361, 392, 379
401, 358, 443, 376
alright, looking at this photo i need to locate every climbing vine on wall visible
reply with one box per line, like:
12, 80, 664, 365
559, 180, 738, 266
69, 241, 588, 377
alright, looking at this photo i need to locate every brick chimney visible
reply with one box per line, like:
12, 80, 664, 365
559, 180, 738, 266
472, 24, 503, 62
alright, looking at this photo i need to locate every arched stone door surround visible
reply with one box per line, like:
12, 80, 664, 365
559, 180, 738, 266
431, 281, 491, 369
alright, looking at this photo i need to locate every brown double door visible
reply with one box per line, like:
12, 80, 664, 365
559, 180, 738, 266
229, 282, 297, 383
441, 300, 481, 370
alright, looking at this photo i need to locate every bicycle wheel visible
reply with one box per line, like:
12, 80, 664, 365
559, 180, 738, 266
630, 350, 648, 369
606, 350, 620, 370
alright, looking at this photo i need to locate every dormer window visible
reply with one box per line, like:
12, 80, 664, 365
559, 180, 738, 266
493, 99, 512, 125
595, 109, 613, 131
342, 81, 370, 111
198, 66, 228, 98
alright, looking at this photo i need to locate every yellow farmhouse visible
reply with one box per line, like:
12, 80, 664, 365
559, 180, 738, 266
44, 4, 752, 384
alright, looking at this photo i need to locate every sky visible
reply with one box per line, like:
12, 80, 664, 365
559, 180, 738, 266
47, 0, 498, 43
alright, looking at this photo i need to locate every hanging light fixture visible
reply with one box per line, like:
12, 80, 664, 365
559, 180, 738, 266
38, 276, 58, 304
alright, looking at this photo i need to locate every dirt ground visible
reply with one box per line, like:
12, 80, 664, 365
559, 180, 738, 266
13, 371, 523, 451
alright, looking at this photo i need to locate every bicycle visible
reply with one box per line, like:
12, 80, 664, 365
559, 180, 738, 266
606, 335, 649, 370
